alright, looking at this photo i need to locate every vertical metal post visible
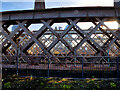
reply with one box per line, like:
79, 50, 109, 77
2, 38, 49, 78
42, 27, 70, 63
74, 56, 76, 67
108, 50, 110, 67
48, 57, 49, 78
74, 51, 76, 67
117, 57, 119, 80
0, 37, 2, 90
82, 57, 84, 79
16, 47, 19, 76
16, 39, 19, 76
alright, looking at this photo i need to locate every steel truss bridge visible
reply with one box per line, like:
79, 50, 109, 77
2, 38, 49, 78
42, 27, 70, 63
1, 7, 120, 69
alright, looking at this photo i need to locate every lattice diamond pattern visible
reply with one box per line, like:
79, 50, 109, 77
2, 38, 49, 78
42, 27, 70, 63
117, 40, 120, 45
1, 18, 120, 65
38, 29, 57, 48
5, 45, 16, 55
91, 33, 109, 47
16, 32, 31, 46
27, 43, 43, 55
77, 42, 97, 56
63, 30, 83, 47
7, 25, 19, 32
50, 41, 70, 56
108, 43, 120, 56
0, 35, 6, 44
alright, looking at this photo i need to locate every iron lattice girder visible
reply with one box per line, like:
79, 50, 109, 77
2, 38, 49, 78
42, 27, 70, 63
1, 7, 120, 63
2, 18, 120, 53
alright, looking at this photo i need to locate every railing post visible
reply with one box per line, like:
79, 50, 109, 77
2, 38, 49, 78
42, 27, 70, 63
117, 57, 119, 80
74, 56, 76, 67
108, 50, 110, 67
16, 47, 19, 76
48, 56, 50, 78
82, 57, 84, 79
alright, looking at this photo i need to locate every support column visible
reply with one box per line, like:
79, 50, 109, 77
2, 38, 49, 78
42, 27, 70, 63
34, 0, 45, 10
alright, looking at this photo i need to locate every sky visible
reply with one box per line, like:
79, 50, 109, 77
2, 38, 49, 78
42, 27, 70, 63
1, 0, 114, 12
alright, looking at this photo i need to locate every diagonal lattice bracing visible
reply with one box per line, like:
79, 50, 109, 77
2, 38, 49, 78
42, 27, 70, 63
16, 21, 51, 56
94, 19, 119, 56
20, 20, 53, 56
72, 18, 107, 55
93, 22, 119, 56
46, 19, 80, 54
1, 17, 120, 64
0, 35, 6, 45
2, 21, 32, 63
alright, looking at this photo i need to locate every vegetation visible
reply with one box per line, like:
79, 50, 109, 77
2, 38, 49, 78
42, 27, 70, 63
2, 75, 120, 89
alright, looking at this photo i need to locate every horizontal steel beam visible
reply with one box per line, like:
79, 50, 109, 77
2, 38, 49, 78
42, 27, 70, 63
1, 7, 120, 22
2, 64, 117, 70
29, 29, 118, 34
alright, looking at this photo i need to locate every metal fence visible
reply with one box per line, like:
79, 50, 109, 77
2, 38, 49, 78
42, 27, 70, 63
2, 56, 120, 79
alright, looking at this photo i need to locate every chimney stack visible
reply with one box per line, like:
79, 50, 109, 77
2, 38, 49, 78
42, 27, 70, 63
34, 0, 45, 10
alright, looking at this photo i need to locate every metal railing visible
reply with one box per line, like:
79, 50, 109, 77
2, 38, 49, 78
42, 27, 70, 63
2, 55, 120, 79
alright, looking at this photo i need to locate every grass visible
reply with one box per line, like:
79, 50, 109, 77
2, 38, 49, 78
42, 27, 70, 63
2, 74, 120, 89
